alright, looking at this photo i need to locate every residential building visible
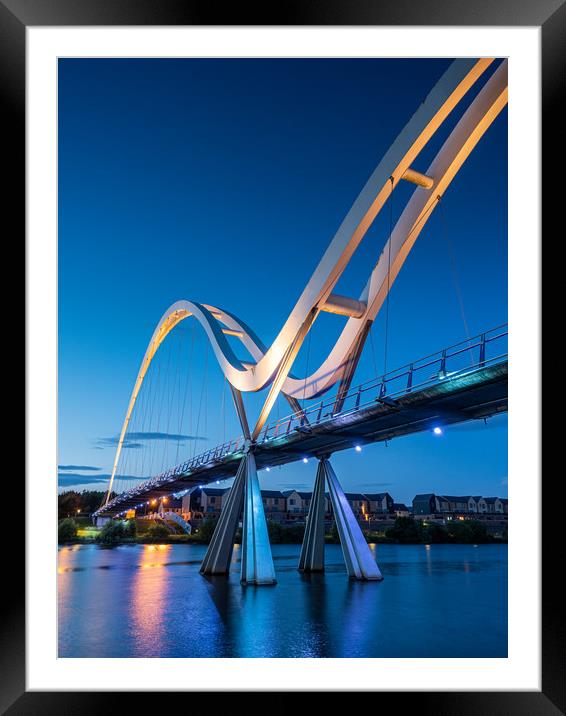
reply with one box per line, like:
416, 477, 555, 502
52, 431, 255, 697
159, 497, 182, 516
476, 497, 488, 513
185, 487, 229, 519
483, 497, 505, 514
261, 490, 286, 518
392, 503, 410, 517
344, 493, 369, 519
412, 494, 440, 516
283, 490, 331, 519
363, 492, 394, 514
442, 496, 472, 514
283, 490, 309, 515
412, 492, 507, 519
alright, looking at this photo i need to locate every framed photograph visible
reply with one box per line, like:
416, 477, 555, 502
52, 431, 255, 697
9, 0, 556, 708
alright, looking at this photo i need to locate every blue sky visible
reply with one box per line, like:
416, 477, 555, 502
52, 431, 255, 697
58, 58, 507, 504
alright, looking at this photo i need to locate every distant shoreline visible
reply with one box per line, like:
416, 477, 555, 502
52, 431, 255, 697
59, 535, 508, 547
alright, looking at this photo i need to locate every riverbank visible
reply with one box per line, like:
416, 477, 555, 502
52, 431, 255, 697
58, 515, 507, 546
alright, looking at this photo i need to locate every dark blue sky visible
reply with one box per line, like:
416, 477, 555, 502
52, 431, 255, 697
58, 58, 507, 503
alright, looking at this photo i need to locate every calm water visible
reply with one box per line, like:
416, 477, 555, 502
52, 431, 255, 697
58, 542, 507, 658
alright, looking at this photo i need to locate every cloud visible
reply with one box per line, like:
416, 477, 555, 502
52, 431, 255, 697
128, 432, 207, 442
93, 432, 207, 449
93, 437, 143, 450
58, 473, 109, 487
58, 465, 101, 471
58, 473, 149, 487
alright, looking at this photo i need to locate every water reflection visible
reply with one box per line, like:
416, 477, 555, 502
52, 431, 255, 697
129, 544, 172, 657
58, 543, 507, 658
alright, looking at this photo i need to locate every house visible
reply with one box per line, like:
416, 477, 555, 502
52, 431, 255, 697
500, 498, 508, 514
261, 490, 286, 517
392, 503, 410, 517
476, 497, 488, 513
283, 490, 332, 520
283, 490, 308, 515
442, 496, 472, 514
186, 487, 229, 519
344, 493, 369, 519
483, 497, 505, 514
159, 497, 182, 516
181, 492, 192, 520
363, 492, 394, 514
413, 494, 440, 516
467, 496, 483, 513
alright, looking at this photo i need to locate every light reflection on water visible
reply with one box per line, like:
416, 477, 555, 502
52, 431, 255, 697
58, 543, 507, 658
130, 544, 172, 657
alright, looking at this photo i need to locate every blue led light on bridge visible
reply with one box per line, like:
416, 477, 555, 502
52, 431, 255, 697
355, 445, 362, 452
433, 427, 443, 435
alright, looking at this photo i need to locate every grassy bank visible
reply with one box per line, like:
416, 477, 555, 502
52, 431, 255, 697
58, 516, 507, 546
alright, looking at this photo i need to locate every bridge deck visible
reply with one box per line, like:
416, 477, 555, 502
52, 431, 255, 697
98, 360, 507, 516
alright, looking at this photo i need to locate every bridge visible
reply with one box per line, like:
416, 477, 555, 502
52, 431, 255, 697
94, 58, 508, 586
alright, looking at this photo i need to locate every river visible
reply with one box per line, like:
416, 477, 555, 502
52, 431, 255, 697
58, 542, 507, 658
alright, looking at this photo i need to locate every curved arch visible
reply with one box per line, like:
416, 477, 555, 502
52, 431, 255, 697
104, 59, 507, 503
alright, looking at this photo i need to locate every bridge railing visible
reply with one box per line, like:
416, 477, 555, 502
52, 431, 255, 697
97, 324, 507, 515
261, 324, 508, 441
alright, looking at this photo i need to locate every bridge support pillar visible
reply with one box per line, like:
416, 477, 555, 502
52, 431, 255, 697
200, 456, 247, 576
241, 452, 277, 585
302, 458, 383, 581
200, 452, 276, 585
298, 459, 326, 572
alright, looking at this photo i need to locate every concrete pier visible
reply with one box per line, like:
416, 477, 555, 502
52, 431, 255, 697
200, 452, 276, 585
298, 459, 327, 572
299, 458, 383, 581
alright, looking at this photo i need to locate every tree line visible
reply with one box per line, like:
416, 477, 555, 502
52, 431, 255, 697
58, 490, 114, 519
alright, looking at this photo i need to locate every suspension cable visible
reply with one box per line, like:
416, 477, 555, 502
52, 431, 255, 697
193, 339, 208, 458
438, 196, 474, 364
175, 323, 193, 465
368, 322, 379, 382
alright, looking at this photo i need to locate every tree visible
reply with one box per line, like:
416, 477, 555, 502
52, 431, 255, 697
58, 490, 116, 519
58, 518, 77, 542
328, 521, 340, 543
58, 491, 81, 519
446, 519, 491, 544
96, 520, 127, 545
194, 518, 217, 543
385, 517, 425, 543
267, 520, 305, 543
146, 523, 170, 540
425, 523, 449, 543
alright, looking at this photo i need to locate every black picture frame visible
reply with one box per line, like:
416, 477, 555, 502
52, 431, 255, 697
8, 0, 556, 710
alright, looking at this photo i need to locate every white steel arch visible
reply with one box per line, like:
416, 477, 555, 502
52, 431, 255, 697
104, 58, 507, 503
